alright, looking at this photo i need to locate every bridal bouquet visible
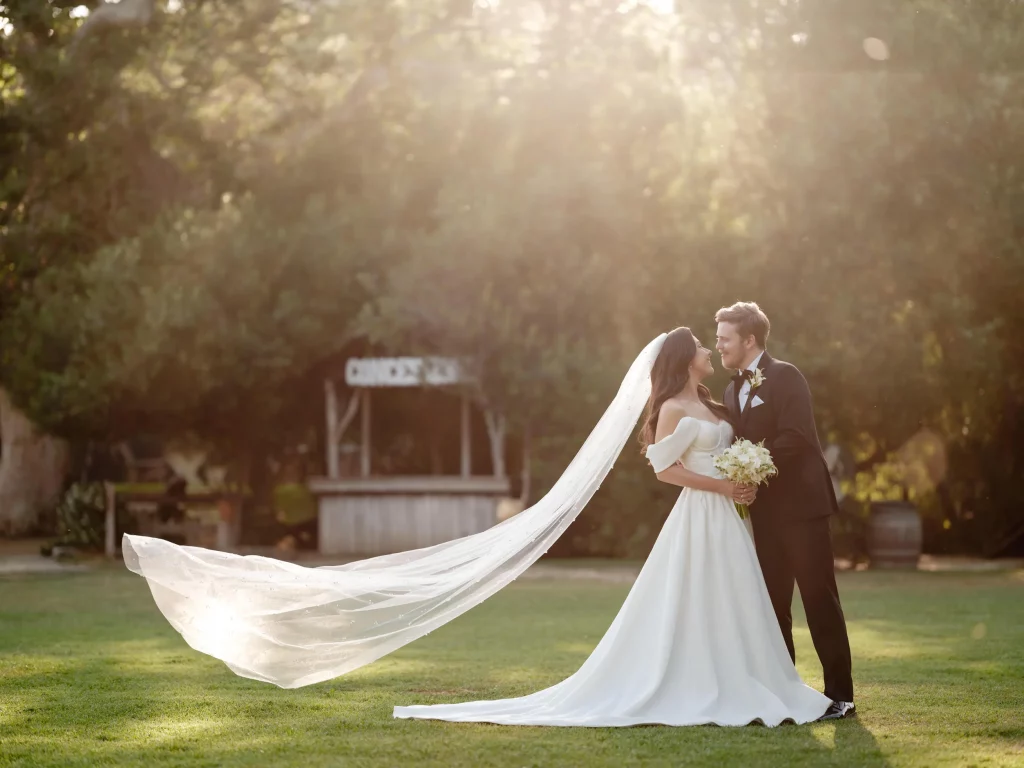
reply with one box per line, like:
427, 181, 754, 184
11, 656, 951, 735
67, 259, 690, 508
713, 439, 778, 519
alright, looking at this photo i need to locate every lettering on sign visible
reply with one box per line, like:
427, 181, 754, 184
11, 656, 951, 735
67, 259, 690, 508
344, 357, 468, 387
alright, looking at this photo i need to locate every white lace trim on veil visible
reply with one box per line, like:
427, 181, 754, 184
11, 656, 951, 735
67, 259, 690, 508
123, 333, 667, 688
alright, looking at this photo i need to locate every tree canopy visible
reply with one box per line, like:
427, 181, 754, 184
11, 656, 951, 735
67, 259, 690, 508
2, 0, 1022, 553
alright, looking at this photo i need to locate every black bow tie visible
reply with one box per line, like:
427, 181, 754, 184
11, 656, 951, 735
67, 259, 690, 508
732, 370, 754, 385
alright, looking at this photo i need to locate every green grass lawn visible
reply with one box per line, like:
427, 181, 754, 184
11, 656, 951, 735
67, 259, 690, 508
1, 566, 1022, 768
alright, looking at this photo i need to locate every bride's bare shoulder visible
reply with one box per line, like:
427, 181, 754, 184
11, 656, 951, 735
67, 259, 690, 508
655, 399, 692, 443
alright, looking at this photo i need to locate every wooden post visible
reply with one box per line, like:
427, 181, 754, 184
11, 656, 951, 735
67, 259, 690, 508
360, 388, 371, 477
520, 425, 531, 504
216, 497, 237, 551
104, 482, 117, 558
460, 392, 472, 478
483, 410, 507, 479
325, 379, 340, 479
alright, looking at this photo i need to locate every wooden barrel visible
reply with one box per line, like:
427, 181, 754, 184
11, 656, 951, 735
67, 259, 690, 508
868, 501, 922, 569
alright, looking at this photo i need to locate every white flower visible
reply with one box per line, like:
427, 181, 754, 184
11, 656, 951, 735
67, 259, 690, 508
750, 369, 766, 390
714, 439, 778, 487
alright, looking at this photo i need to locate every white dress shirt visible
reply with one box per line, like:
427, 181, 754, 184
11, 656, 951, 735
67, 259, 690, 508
739, 351, 765, 411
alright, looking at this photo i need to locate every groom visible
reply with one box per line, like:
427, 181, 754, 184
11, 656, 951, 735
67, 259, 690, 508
715, 301, 855, 720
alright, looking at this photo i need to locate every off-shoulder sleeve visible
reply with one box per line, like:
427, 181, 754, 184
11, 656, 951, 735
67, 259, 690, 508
644, 417, 701, 473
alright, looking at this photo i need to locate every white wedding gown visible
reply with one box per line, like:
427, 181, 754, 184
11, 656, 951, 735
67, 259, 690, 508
394, 417, 831, 727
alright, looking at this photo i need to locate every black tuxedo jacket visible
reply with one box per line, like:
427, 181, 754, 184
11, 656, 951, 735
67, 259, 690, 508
724, 352, 838, 523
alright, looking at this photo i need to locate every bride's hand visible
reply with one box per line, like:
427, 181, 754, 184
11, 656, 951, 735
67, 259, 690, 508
737, 484, 758, 505
724, 482, 757, 505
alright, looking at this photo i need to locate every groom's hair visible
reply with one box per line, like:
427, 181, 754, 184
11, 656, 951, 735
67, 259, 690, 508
715, 302, 770, 349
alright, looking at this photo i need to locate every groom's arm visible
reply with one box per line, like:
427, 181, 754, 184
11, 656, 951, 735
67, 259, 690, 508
767, 365, 821, 464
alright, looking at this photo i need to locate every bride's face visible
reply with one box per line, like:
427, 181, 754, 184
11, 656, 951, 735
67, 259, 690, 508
690, 338, 715, 379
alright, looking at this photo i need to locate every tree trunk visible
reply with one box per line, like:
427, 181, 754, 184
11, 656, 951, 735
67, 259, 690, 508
520, 424, 532, 504
0, 388, 70, 536
483, 409, 507, 479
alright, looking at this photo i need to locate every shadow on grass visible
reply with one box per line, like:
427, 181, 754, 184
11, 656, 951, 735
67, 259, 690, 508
2, 569, 1021, 767
832, 717, 890, 767
1, 635, 897, 768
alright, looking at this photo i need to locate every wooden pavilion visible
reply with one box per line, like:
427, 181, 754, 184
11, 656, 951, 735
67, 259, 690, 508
308, 356, 514, 555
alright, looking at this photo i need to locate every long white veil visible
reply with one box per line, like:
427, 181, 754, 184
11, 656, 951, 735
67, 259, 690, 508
123, 333, 667, 688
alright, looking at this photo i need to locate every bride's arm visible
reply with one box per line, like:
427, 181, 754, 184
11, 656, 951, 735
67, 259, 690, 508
655, 461, 735, 495
648, 404, 745, 498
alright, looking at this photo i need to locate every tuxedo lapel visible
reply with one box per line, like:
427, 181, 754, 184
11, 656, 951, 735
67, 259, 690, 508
725, 380, 740, 422
738, 352, 773, 428
739, 384, 755, 424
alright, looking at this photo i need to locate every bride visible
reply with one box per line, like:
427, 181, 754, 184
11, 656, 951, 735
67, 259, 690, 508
393, 328, 829, 726
123, 328, 830, 727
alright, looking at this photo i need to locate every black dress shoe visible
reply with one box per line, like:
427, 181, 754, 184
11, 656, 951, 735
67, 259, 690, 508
818, 701, 856, 721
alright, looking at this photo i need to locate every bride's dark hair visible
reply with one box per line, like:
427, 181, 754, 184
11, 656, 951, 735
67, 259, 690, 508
639, 327, 731, 450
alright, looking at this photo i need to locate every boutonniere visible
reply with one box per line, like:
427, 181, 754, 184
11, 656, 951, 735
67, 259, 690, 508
750, 369, 766, 390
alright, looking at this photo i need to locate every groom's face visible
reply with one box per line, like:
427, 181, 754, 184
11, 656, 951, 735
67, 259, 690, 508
716, 322, 755, 370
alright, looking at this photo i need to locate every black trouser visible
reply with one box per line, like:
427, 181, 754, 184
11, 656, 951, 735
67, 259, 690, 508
752, 514, 854, 703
